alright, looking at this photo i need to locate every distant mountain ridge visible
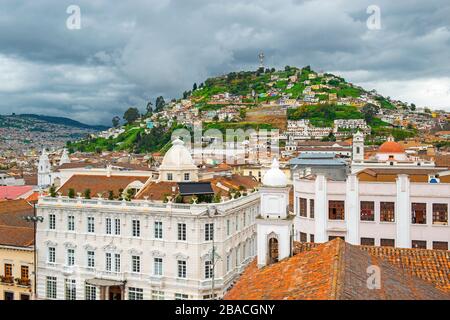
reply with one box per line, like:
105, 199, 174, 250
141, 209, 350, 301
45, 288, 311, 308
4, 114, 108, 131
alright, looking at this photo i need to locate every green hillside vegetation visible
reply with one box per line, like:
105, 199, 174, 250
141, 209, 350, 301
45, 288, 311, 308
287, 104, 363, 127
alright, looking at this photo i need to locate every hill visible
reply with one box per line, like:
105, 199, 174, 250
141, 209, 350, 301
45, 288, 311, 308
71, 65, 419, 153
16, 114, 108, 131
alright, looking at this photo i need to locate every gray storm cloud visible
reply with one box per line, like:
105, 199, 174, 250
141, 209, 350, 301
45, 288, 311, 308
0, 0, 448, 125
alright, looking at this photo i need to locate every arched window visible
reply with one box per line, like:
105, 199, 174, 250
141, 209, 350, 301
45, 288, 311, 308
268, 237, 279, 264
356, 146, 360, 154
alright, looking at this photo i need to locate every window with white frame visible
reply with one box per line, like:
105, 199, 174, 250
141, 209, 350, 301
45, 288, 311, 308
49, 214, 56, 230
64, 279, 76, 300
167, 173, 173, 181
132, 219, 141, 237
154, 258, 163, 276
46, 276, 57, 299
177, 223, 186, 241
128, 287, 144, 300
226, 254, 231, 272
177, 260, 186, 278
205, 223, 214, 241
184, 173, 190, 181
114, 218, 121, 235
204, 260, 213, 279
106, 218, 112, 234
87, 216, 95, 233
85, 284, 96, 300
67, 215, 75, 231
114, 253, 121, 272
226, 219, 230, 236
67, 248, 75, 266
152, 290, 164, 300
235, 215, 239, 231
175, 293, 188, 300
132, 255, 141, 273
154, 221, 163, 239
87, 251, 95, 268
48, 247, 56, 263
105, 253, 112, 271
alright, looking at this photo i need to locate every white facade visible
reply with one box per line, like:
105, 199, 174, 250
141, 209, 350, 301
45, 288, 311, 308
35, 193, 259, 300
38, 149, 52, 188
293, 174, 450, 249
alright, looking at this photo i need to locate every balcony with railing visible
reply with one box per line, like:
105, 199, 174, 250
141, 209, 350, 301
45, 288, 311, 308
0, 275, 14, 285
15, 278, 31, 287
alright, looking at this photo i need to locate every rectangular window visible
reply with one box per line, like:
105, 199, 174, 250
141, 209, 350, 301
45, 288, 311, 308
67, 249, 75, 266
177, 260, 186, 278
432, 203, 448, 225
46, 276, 57, 299
87, 216, 95, 233
67, 215, 75, 231
329, 201, 345, 220
106, 218, 112, 234
105, 253, 112, 271
360, 201, 375, 221
167, 173, 173, 181
309, 199, 315, 218
20, 266, 29, 280
85, 284, 96, 300
177, 223, 186, 241
48, 247, 56, 263
299, 232, 307, 242
132, 220, 141, 237
175, 293, 189, 300
65, 279, 76, 300
380, 238, 395, 247
235, 215, 239, 231
299, 198, 307, 217
361, 237, 375, 246
49, 214, 56, 230
226, 220, 230, 236
412, 203, 427, 224
412, 240, 427, 249
4, 263, 12, 277
154, 258, 163, 276
310, 234, 314, 243
152, 290, 164, 300
184, 173, 190, 181
114, 218, 121, 235
128, 287, 143, 300
226, 254, 231, 272
204, 260, 213, 279
205, 223, 214, 241
132, 255, 141, 273
432, 241, 448, 250
380, 202, 395, 222
87, 251, 95, 268
154, 221, 163, 239
114, 253, 121, 272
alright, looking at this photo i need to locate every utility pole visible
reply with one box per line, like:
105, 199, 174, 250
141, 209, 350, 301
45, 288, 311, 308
24, 200, 44, 300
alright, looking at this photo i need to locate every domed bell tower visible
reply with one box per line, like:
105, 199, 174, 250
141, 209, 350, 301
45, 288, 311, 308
257, 158, 294, 268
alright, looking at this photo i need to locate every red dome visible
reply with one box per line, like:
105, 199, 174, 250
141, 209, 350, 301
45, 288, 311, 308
378, 141, 405, 153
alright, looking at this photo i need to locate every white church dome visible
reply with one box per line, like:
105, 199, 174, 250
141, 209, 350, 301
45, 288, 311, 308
159, 138, 197, 170
262, 158, 288, 187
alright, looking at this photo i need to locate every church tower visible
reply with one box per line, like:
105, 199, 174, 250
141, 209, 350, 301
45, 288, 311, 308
352, 131, 364, 162
59, 148, 71, 166
38, 148, 52, 188
257, 158, 294, 268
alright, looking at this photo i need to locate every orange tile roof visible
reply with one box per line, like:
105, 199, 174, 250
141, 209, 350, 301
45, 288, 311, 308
0, 199, 34, 247
224, 239, 450, 300
0, 225, 34, 247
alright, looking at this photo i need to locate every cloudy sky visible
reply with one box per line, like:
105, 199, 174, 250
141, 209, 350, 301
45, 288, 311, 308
0, 0, 449, 125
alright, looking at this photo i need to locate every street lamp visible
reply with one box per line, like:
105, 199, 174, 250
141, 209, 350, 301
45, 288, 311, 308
24, 201, 44, 300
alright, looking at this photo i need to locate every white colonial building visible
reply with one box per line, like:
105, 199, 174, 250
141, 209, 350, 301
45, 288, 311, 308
35, 140, 262, 300
293, 168, 450, 250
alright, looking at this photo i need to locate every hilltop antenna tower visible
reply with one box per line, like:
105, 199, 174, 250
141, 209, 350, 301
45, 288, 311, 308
258, 52, 265, 69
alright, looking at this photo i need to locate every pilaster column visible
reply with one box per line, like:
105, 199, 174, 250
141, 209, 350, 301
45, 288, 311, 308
396, 174, 411, 248
346, 174, 359, 245
314, 175, 327, 243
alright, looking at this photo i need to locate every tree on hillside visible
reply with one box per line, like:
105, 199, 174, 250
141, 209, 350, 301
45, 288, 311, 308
410, 103, 416, 111
361, 103, 380, 123
112, 116, 120, 128
155, 96, 166, 112
123, 107, 140, 124
193, 83, 197, 91
146, 101, 153, 116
